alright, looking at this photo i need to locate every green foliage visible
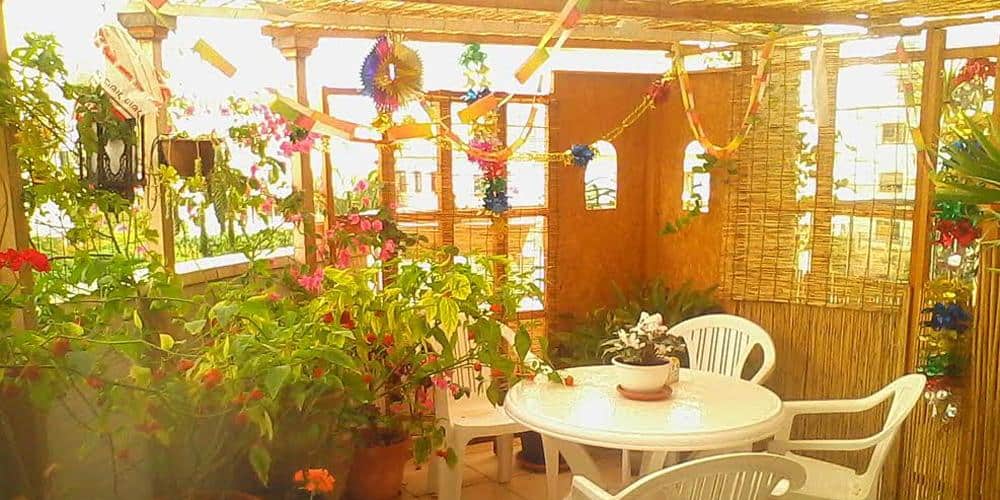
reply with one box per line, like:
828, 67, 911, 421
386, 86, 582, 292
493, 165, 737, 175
935, 118, 1000, 208
549, 280, 722, 368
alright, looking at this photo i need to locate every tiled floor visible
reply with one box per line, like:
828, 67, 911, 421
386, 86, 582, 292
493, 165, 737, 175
401, 440, 624, 500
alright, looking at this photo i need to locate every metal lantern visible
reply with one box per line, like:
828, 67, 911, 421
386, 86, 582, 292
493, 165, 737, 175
76, 119, 145, 201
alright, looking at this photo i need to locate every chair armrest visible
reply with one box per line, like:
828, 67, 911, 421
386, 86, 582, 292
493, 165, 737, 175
570, 476, 611, 500
782, 394, 886, 418
770, 436, 883, 453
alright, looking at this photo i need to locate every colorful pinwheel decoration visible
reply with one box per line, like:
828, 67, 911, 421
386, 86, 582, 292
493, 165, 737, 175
361, 35, 424, 113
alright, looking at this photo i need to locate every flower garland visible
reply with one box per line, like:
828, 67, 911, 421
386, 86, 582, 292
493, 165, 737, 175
672, 39, 776, 160
458, 44, 510, 216
911, 56, 995, 421
918, 201, 981, 421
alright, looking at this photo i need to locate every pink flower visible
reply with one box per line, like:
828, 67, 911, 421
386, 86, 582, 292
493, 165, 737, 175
347, 213, 361, 225
296, 267, 324, 294
361, 196, 371, 207
379, 239, 397, 261
372, 219, 384, 232
432, 374, 449, 390
250, 164, 260, 178
354, 180, 369, 192
268, 292, 281, 302
137, 245, 149, 255
336, 248, 351, 269
360, 218, 372, 232
358, 244, 369, 254
418, 387, 434, 411
261, 197, 275, 213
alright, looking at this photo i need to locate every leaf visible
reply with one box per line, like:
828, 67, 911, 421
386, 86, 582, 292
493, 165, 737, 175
438, 298, 459, 335
132, 310, 144, 330
129, 365, 152, 388
248, 443, 272, 486
184, 320, 206, 335
515, 327, 531, 361
65, 350, 96, 375
264, 365, 291, 397
445, 448, 458, 467
158, 334, 175, 351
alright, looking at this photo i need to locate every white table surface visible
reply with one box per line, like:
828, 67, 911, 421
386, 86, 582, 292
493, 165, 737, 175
504, 365, 784, 499
506, 365, 783, 452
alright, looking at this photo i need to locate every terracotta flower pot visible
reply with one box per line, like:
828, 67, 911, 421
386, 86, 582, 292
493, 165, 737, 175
158, 138, 215, 178
347, 437, 412, 500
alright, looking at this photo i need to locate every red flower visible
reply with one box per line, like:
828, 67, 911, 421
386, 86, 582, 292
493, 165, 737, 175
936, 219, 981, 248
231, 393, 248, 405
233, 412, 249, 426
323, 312, 335, 324
86, 376, 104, 389
490, 303, 504, 315
0, 248, 51, 272
51, 338, 71, 359
362, 373, 374, 384
20, 365, 41, 382
176, 359, 195, 372
365, 332, 378, 344
312, 366, 326, 379
201, 369, 223, 389
382, 334, 395, 347
564, 376, 575, 387
340, 310, 356, 329
249, 388, 265, 400
473, 362, 482, 372
953, 57, 997, 87
467, 330, 476, 341
435, 449, 448, 458
293, 468, 336, 494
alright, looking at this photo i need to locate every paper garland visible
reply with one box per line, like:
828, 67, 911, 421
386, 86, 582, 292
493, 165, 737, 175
673, 39, 776, 160
95, 25, 170, 118
193, 39, 237, 78
269, 92, 366, 141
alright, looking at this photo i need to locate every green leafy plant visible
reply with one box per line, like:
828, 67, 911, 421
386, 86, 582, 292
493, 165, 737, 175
550, 280, 721, 368
935, 119, 1000, 209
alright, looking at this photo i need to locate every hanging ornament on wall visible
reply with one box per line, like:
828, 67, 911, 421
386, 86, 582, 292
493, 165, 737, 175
361, 34, 424, 113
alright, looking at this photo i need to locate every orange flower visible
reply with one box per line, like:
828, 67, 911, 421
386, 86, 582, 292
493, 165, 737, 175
294, 468, 336, 494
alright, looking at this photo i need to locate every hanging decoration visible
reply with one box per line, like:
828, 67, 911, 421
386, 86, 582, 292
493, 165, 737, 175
361, 35, 424, 113
456, 44, 509, 216
193, 39, 237, 78
912, 55, 996, 422
269, 92, 374, 142
673, 38, 776, 160
95, 24, 170, 118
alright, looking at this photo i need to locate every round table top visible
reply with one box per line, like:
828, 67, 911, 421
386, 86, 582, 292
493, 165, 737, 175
504, 365, 784, 451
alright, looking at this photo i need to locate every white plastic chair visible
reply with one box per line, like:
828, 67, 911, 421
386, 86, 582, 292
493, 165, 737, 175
766, 373, 926, 500
625, 314, 777, 479
429, 322, 546, 500
667, 314, 776, 384
572, 453, 807, 500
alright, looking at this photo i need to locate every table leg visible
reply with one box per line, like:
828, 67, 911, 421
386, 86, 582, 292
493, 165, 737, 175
540, 436, 603, 500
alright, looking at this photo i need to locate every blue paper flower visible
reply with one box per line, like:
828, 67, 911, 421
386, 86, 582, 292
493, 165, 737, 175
463, 87, 491, 104
483, 190, 509, 214
570, 144, 596, 167
922, 303, 971, 332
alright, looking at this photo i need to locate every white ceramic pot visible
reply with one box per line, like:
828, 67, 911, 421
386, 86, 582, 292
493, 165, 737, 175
612, 357, 680, 393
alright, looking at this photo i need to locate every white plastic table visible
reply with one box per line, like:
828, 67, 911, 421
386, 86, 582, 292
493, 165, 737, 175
504, 365, 784, 499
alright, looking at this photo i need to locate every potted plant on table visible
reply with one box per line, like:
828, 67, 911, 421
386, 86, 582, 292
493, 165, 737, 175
603, 312, 686, 395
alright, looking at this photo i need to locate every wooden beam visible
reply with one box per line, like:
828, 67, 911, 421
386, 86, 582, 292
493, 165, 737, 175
0, 0, 36, 330
261, 20, 750, 50
357, 0, 867, 27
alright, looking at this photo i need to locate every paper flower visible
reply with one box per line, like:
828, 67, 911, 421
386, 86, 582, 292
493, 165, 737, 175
922, 302, 971, 332
483, 190, 509, 214
361, 35, 424, 112
935, 218, 981, 248
953, 57, 997, 87
570, 144, 596, 167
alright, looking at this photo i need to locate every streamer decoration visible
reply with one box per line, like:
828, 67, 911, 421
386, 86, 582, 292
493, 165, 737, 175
673, 38, 777, 160
193, 39, 237, 78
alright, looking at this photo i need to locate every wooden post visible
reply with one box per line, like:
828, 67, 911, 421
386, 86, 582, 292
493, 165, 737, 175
903, 28, 947, 367
438, 99, 456, 248
271, 31, 319, 267
118, 10, 177, 270
0, 0, 35, 329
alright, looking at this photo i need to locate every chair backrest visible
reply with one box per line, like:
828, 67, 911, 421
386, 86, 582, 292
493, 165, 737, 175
859, 373, 926, 488
666, 314, 776, 384
574, 453, 806, 500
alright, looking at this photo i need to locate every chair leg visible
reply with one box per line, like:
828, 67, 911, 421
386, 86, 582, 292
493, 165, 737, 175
496, 434, 514, 483
437, 436, 467, 500
427, 453, 440, 495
